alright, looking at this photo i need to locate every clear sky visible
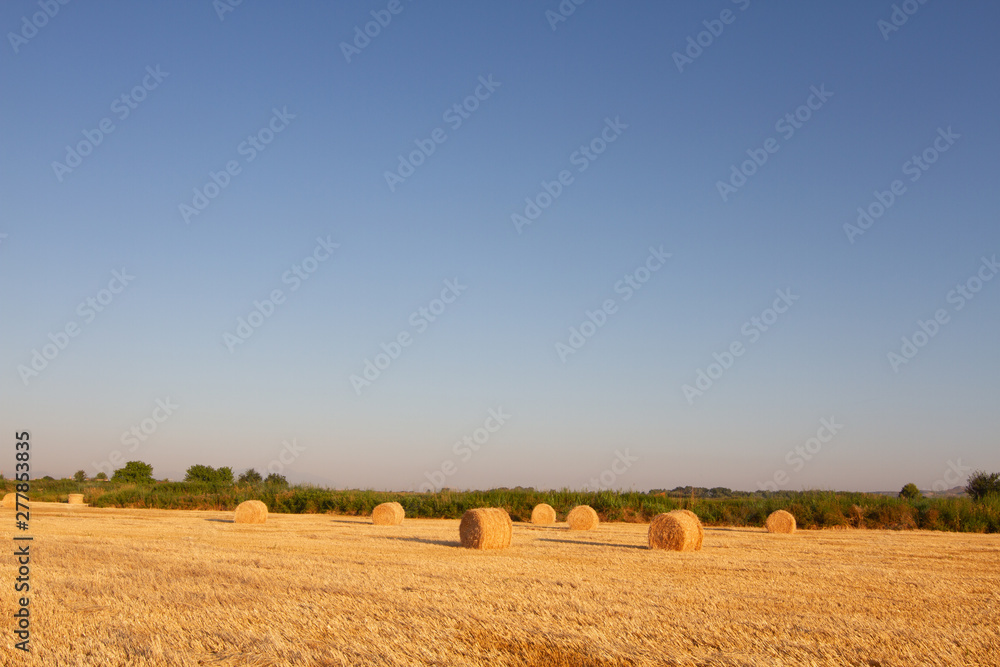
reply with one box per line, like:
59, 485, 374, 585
2, 1, 997, 492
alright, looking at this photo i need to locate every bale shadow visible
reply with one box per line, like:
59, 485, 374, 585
538, 537, 647, 551
705, 527, 762, 533
204, 518, 232, 523
379, 535, 461, 548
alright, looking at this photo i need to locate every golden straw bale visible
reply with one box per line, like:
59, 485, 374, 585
765, 509, 796, 534
673, 509, 704, 549
648, 510, 703, 551
372, 502, 405, 525
459, 508, 512, 550
67, 494, 85, 505
2, 493, 15, 508
233, 500, 268, 524
566, 505, 599, 530
530, 503, 556, 525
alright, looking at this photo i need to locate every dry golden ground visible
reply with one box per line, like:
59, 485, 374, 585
1, 503, 999, 666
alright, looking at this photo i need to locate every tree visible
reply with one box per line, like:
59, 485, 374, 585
265, 472, 288, 488
74, 470, 86, 483
184, 464, 233, 484
95, 472, 108, 481
111, 461, 154, 484
965, 470, 1000, 501
238, 468, 262, 485
899, 483, 921, 500
185, 464, 215, 483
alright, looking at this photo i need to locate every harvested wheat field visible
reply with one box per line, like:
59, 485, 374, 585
2, 503, 999, 666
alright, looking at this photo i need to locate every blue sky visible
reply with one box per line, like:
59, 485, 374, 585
2, 1, 997, 491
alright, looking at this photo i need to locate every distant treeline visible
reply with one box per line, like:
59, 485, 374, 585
5, 479, 999, 533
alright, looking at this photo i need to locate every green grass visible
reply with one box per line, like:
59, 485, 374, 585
5, 480, 998, 532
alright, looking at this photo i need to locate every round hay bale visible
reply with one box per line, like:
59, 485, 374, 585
530, 503, 556, 525
673, 509, 704, 549
2, 493, 16, 509
566, 505, 599, 530
459, 508, 512, 550
649, 510, 703, 551
67, 494, 85, 505
372, 501, 404, 525
234, 500, 268, 524
765, 509, 796, 534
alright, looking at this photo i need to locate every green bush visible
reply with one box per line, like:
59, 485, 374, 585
184, 465, 233, 485
965, 470, 1000, 501
238, 468, 262, 485
264, 473, 288, 488
7, 477, 997, 533
111, 461, 154, 484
